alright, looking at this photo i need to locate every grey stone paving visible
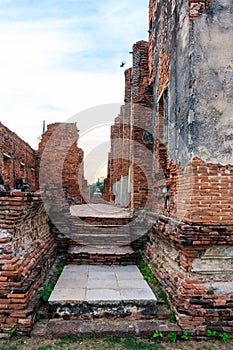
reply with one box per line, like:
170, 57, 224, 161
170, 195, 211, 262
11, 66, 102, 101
49, 265, 157, 304
70, 203, 131, 218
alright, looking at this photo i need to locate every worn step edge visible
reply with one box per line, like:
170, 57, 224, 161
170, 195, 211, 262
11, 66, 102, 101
31, 319, 181, 339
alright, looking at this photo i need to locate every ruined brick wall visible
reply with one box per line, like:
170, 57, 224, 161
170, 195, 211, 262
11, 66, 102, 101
142, 0, 233, 332
106, 42, 153, 208
189, 0, 212, 18
0, 194, 56, 334
0, 122, 37, 191
37, 123, 87, 204
130, 41, 153, 209
148, 0, 233, 220
106, 68, 133, 203
103, 153, 111, 201
108, 120, 123, 202
144, 219, 233, 333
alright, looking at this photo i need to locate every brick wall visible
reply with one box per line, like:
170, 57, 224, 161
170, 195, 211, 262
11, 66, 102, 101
0, 194, 56, 334
148, 0, 158, 84
144, 222, 233, 333
106, 41, 153, 208
189, 0, 212, 19
175, 158, 233, 225
37, 123, 87, 204
142, 0, 233, 332
0, 123, 37, 192
104, 0, 233, 332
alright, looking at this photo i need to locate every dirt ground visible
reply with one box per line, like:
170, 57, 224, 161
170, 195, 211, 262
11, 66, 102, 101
0, 335, 233, 350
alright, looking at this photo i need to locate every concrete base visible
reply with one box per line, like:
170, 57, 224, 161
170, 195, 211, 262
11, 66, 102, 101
48, 265, 157, 319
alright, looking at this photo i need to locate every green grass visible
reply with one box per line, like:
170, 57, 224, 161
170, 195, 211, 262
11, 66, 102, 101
139, 261, 170, 307
0, 334, 230, 350
121, 337, 165, 349
38, 258, 65, 302
0, 336, 165, 350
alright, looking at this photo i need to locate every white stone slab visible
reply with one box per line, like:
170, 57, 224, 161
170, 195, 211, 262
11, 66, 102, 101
88, 271, 116, 280
49, 288, 86, 302
87, 279, 118, 289
49, 265, 157, 305
120, 288, 156, 301
60, 272, 88, 280
115, 271, 144, 280
112, 265, 139, 273
86, 289, 122, 302
64, 265, 88, 273
118, 279, 148, 289
55, 278, 87, 289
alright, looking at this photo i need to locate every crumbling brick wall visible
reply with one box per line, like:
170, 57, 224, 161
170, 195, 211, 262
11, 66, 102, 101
105, 0, 233, 333
37, 123, 87, 204
0, 123, 37, 191
189, 0, 212, 19
0, 121, 89, 335
106, 42, 153, 208
0, 194, 56, 334
143, 0, 233, 332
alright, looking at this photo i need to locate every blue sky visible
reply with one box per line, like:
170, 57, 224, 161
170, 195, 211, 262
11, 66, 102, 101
0, 0, 148, 181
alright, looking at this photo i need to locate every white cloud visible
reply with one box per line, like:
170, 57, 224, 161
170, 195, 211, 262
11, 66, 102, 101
0, 20, 88, 71
0, 0, 148, 180
0, 69, 124, 148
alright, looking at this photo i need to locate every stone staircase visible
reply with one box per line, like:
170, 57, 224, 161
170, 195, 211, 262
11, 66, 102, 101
48, 265, 157, 320
32, 262, 178, 339
67, 244, 137, 265
40, 204, 163, 332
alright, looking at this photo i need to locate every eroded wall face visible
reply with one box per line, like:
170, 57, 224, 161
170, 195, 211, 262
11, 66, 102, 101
106, 42, 153, 208
190, 0, 233, 165
0, 196, 56, 334
148, 0, 233, 220
37, 123, 87, 204
0, 123, 37, 191
145, 0, 233, 332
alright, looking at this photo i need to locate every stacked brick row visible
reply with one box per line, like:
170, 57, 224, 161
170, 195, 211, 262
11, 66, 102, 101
175, 158, 233, 225
0, 123, 37, 191
0, 194, 56, 334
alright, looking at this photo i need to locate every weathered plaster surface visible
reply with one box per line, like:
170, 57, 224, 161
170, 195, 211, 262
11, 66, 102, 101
190, 0, 233, 165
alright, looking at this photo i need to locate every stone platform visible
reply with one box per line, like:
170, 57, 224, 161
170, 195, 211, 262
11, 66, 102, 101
70, 203, 131, 218
48, 265, 157, 319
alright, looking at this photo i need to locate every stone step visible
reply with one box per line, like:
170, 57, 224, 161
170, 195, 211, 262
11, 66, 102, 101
76, 217, 132, 225
31, 318, 181, 339
67, 245, 138, 264
67, 236, 131, 246
48, 265, 157, 320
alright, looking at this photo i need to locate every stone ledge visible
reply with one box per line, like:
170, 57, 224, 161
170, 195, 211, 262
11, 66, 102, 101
31, 319, 181, 339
